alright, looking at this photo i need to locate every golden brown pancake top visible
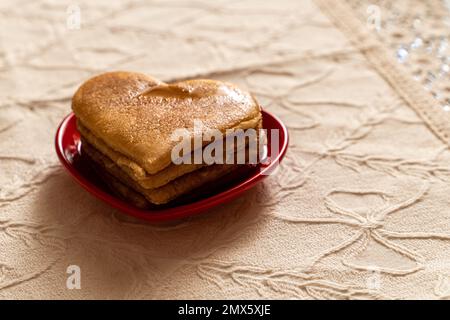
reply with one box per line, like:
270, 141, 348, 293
72, 71, 261, 174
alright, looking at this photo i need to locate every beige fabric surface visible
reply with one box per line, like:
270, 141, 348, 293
1, 0, 450, 299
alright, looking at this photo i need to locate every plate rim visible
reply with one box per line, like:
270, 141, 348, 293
55, 110, 289, 222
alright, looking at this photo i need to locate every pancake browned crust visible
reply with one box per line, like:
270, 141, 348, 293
93, 164, 151, 209
77, 118, 262, 190
72, 71, 262, 175
78, 122, 206, 189
81, 140, 239, 205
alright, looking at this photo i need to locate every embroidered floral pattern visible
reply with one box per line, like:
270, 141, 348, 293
0, 0, 449, 299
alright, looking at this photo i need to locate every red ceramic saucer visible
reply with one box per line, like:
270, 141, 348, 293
55, 110, 288, 222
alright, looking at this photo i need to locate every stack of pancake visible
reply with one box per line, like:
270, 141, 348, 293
72, 71, 263, 208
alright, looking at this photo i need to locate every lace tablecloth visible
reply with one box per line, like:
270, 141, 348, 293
1, 0, 450, 299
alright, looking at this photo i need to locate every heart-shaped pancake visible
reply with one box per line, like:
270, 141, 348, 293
72, 71, 261, 175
